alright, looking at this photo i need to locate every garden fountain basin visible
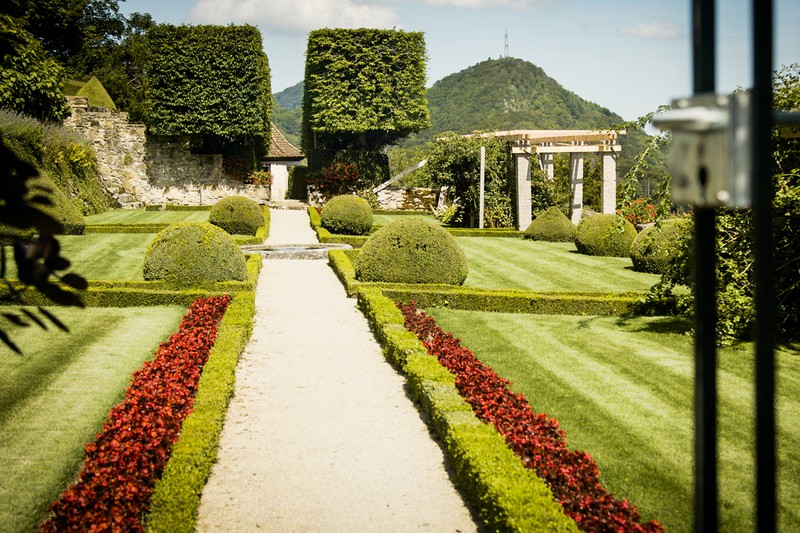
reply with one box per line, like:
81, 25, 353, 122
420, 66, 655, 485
240, 242, 353, 260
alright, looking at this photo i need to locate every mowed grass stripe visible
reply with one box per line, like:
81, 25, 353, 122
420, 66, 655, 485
85, 209, 209, 224
430, 310, 693, 530
59, 234, 153, 280
428, 309, 800, 532
0, 306, 186, 532
0, 311, 125, 422
457, 238, 661, 292
372, 214, 441, 226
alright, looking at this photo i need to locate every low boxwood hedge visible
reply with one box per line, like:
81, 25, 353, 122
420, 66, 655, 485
356, 288, 578, 532
328, 250, 641, 316
0, 255, 261, 307
145, 291, 256, 532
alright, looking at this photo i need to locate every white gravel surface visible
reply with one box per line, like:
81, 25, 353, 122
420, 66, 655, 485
195, 209, 477, 532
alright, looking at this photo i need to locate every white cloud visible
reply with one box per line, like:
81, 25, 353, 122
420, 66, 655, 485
189, 0, 399, 33
619, 22, 684, 40
420, 0, 556, 9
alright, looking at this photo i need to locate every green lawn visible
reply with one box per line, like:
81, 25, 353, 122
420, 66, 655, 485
458, 237, 661, 292
372, 213, 441, 226
3, 234, 154, 281
0, 306, 186, 532
85, 209, 209, 224
428, 309, 800, 532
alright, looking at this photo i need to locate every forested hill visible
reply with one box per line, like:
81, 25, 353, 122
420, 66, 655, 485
274, 81, 303, 109
418, 57, 621, 139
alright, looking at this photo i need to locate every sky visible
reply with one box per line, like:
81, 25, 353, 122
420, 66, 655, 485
119, 0, 799, 121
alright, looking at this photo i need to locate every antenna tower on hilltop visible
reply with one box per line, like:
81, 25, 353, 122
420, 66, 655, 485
504, 27, 509, 58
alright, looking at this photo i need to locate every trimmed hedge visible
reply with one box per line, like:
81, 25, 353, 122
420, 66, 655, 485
209, 196, 265, 236
356, 288, 578, 532
629, 219, 689, 274
0, 255, 262, 307
328, 250, 641, 316
75, 76, 116, 110
320, 195, 373, 235
145, 291, 256, 532
147, 24, 271, 157
575, 214, 636, 257
143, 223, 248, 287
523, 207, 576, 242
355, 218, 468, 285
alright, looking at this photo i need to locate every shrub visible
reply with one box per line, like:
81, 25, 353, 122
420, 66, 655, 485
523, 206, 576, 242
209, 196, 265, 235
629, 219, 689, 274
1, 170, 86, 242
320, 194, 373, 235
75, 76, 117, 110
575, 214, 636, 257
355, 218, 468, 285
143, 223, 247, 287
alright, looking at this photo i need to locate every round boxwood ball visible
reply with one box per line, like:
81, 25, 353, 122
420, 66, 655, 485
209, 196, 265, 235
523, 206, 576, 242
321, 195, 373, 236
575, 213, 637, 257
143, 222, 247, 287
630, 218, 690, 274
355, 218, 468, 285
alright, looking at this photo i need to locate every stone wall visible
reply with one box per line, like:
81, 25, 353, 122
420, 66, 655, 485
377, 187, 438, 211
64, 97, 270, 207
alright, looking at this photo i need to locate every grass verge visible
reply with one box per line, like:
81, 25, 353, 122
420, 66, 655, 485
0, 306, 186, 532
428, 309, 800, 532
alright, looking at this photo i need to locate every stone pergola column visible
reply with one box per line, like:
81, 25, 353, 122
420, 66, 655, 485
515, 152, 532, 230
601, 147, 618, 214
570, 147, 585, 225
539, 145, 554, 180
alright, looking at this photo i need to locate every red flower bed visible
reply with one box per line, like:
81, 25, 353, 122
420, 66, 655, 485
398, 302, 664, 533
41, 295, 232, 532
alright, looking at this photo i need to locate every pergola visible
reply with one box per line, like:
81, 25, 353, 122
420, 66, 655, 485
473, 129, 624, 229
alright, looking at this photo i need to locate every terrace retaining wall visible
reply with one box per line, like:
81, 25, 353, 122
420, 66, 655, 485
65, 97, 270, 207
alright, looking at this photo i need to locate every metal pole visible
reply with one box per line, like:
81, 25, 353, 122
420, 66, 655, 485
752, 0, 776, 530
692, 0, 718, 531
479, 146, 485, 229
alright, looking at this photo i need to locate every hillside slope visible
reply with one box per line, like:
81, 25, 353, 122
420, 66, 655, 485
412, 57, 621, 144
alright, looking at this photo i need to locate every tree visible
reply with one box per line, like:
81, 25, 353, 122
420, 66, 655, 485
82, 12, 154, 122
646, 64, 800, 343
302, 28, 429, 189
0, 15, 70, 122
146, 24, 272, 164
424, 133, 513, 227
5, 0, 125, 72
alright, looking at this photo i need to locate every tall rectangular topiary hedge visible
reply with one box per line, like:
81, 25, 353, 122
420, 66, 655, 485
302, 28, 429, 152
146, 24, 271, 158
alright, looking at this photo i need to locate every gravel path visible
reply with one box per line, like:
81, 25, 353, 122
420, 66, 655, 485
196, 209, 477, 532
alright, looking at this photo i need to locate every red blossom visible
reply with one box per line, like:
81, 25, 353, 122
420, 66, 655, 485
41, 295, 232, 532
398, 302, 664, 533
